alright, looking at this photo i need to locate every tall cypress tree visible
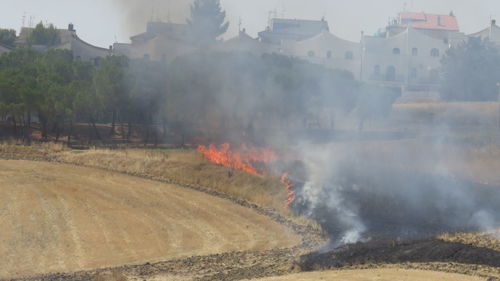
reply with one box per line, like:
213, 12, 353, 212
187, 0, 229, 47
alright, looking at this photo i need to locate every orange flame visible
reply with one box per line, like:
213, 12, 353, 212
280, 173, 296, 207
198, 143, 296, 207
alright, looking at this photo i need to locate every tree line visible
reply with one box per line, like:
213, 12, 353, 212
0, 47, 382, 145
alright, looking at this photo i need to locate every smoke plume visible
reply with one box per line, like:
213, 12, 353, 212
113, 0, 193, 36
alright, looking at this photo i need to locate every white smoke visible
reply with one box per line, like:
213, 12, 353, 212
113, 0, 194, 35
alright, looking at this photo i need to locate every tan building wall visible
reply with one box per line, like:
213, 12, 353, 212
283, 31, 362, 78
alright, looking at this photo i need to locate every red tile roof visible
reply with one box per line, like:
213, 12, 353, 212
399, 12, 459, 31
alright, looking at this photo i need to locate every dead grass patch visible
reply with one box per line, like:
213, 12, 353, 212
392, 102, 498, 127
438, 231, 500, 252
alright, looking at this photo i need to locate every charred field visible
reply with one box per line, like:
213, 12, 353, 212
290, 164, 500, 242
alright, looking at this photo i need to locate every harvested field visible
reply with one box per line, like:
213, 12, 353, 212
0, 160, 300, 279
253, 268, 487, 281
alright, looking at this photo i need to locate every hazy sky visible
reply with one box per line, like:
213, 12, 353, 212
0, 0, 499, 47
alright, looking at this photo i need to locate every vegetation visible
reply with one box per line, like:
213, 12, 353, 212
187, 0, 229, 46
0, 49, 373, 145
441, 37, 500, 101
0, 29, 16, 48
27, 22, 61, 46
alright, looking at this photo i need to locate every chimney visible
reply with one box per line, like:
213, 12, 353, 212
68, 23, 74, 31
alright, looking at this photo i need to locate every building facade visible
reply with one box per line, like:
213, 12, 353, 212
469, 20, 500, 46
362, 26, 449, 87
16, 24, 111, 61
113, 21, 195, 62
282, 30, 362, 78
109, 12, 498, 92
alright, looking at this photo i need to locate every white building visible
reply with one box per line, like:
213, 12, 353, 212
16, 24, 111, 62
283, 30, 362, 78
469, 20, 500, 46
362, 26, 449, 87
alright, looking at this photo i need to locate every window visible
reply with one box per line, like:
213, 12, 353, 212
386, 66, 396, 81
412, 48, 418, 56
307, 50, 315, 57
143, 54, 151, 60
345, 51, 354, 60
326, 50, 332, 59
410, 68, 418, 79
393, 48, 401, 55
374, 65, 381, 76
431, 48, 440, 57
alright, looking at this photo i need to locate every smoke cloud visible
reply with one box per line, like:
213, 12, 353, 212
113, 0, 193, 36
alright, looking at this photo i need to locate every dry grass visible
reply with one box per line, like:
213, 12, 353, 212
55, 148, 291, 215
0, 143, 292, 216
0, 140, 68, 158
438, 231, 500, 252
392, 102, 499, 127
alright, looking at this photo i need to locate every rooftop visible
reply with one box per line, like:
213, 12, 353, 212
396, 12, 460, 31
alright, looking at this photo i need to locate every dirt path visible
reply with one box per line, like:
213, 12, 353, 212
252, 268, 487, 281
0, 160, 300, 280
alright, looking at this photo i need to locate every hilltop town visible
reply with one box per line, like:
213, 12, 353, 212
1, 11, 499, 96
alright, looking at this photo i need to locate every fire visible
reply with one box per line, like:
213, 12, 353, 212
198, 143, 296, 207
280, 173, 296, 207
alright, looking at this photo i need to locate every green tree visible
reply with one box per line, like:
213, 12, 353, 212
28, 22, 61, 46
0, 49, 42, 140
36, 49, 75, 140
187, 0, 229, 46
441, 37, 500, 101
94, 56, 129, 136
0, 29, 16, 48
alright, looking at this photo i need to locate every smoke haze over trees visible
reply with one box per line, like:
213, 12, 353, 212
187, 0, 229, 46
441, 38, 500, 101
113, 0, 193, 36
0, 48, 366, 145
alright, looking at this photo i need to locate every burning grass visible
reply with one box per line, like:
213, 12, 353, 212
56, 148, 292, 215
197, 143, 297, 207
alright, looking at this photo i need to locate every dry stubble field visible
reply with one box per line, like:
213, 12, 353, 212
0, 160, 299, 279
0, 138, 499, 280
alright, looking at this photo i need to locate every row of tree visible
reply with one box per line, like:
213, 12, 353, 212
2, 47, 389, 144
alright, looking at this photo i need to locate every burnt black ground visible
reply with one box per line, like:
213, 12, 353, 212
291, 164, 500, 242
299, 239, 500, 272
